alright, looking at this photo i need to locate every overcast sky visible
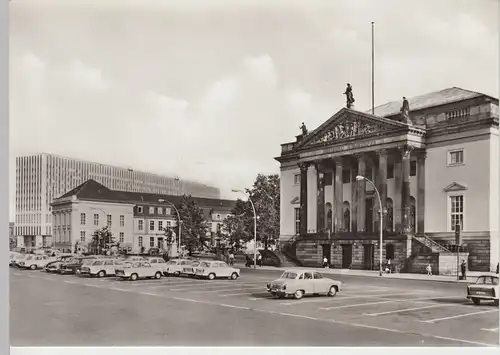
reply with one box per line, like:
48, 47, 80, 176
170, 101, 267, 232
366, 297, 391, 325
9, 0, 498, 214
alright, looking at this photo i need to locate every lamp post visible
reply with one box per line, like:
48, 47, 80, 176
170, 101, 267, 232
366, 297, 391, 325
232, 189, 257, 269
356, 175, 383, 276
90, 207, 108, 255
158, 199, 182, 256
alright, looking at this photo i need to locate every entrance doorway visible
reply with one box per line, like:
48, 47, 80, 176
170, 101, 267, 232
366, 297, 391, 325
157, 238, 164, 249
363, 244, 374, 270
341, 244, 352, 268
365, 198, 374, 233
322, 244, 331, 264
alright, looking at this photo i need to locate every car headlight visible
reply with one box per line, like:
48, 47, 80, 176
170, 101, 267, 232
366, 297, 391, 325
282, 285, 287, 290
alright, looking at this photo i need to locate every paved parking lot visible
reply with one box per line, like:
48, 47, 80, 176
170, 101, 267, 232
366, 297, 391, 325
10, 268, 499, 346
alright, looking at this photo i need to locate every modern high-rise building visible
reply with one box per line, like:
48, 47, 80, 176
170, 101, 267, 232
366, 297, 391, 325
15, 153, 220, 246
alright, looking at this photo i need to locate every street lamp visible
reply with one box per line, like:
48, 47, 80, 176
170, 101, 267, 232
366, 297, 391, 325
232, 188, 257, 269
158, 199, 182, 255
356, 175, 383, 276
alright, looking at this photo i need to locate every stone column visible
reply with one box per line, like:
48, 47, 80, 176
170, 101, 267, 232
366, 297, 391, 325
416, 151, 426, 233
334, 159, 344, 232
299, 162, 309, 235
356, 154, 367, 232
315, 162, 325, 232
400, 145, 413, 233
376, 149, 388, 231
350, 163, 357, 232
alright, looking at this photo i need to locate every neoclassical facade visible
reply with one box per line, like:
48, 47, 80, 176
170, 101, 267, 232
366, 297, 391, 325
276, 87, 499, 272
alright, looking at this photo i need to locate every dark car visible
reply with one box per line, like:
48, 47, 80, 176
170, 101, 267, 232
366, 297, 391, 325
44, 255, 74, 273
59, 257, 96, 275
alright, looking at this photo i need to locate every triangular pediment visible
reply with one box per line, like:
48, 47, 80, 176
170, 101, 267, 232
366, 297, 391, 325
444, 182, 468, 192
290, 196, 300, 204
299, 108, 410, 147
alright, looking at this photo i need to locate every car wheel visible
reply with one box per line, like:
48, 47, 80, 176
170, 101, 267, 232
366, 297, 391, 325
494, 299, 499, 307
98, 270, 105, 278
155, 272, 162, 279
230, 272, 238, 280
294, 290, 304, 300
174, 271, 181, 277
130, 273, 138, 281
208, 273, 216, 280
30, 264, 37, 270
272, 293, 279, 299
328, 285, 337, 297
472, 298, 481, 305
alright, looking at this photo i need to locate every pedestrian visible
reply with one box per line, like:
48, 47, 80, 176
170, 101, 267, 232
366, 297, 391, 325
426, 263, 432, 276
461, 260, 467, 280
496, 262, 499, 274
229, 252, 235, 266
323, 256, 329, 268
245, 254, 252, 268
387, 259, 392, 274
257, 253, 262, 267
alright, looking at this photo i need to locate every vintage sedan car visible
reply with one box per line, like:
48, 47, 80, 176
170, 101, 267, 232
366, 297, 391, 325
266, 270, 342, 299
44, 255, 74, 273
467, 274, 499, 306
18, 254, 54, 270
10, 252, 25, 267
194, 261, 240, 280
59, 257, 93, 274
115, 261, 164, 281
164, 259, 194, 276
80, 258, 124, 277
182, 260, 202, 277
146, 257, 169, 273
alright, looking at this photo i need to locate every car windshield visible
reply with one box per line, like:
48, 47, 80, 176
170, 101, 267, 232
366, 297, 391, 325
166, 261, 178, 265
25, 255, 33, 260
199, 262, 211, 268
92, 261, 104, 266
280, 272, 298, 279
476, 276, 499, 285
82, 259, 94, 265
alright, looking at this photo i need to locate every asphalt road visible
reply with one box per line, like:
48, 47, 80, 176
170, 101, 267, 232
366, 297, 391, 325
10, 267, 499, 347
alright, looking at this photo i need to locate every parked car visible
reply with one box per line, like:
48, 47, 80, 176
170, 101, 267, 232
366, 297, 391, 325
10, 252, 24, 267
124, 256, 146, 262
145, 257, 169, 273
266, 270, 342, 300
59, 257, 95, 275
115, 261, 164, 281
194, 261, 240, 280
182, 260, 202, 277
467, 274, 499, 306
44, 255, 75, 273
18, 254, 54, 270
11, 253, 28, 267
164, 259, 194, 276
80, 258, 124, 277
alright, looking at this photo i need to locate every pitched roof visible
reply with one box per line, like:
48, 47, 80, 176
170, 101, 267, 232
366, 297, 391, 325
55, 179, 236, 209
369, 87, 493, 118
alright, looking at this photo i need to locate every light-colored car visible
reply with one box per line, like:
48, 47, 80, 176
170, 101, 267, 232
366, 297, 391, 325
165, 259, 194, 276
115, 261, 164, 281
125, 256, 146, 262
80, 258, 124, 277
44, 255, 75, 273
10, 252, 24, 266
146, 257, 169, 272
194, 261, 240, 280
182, 260, 202, 277
18, 254, 54, 270
467, 274, 499, 306
266, 270, 342, 300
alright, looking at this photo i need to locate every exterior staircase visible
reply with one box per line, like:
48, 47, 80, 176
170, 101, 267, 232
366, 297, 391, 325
278, 236, 303, 267
413, 235, 453, 254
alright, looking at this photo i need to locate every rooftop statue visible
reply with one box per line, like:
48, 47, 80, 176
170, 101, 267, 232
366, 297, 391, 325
400, 96, 413, 125
344, 83, 355, 109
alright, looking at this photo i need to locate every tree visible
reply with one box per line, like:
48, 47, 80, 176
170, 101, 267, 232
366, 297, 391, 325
220, 213, 247, 251
176, 195, 209, 255
90, 226, 116, 254
224, 174, 280, 250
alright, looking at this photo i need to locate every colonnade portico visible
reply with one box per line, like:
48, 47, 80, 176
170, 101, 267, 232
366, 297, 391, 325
298, 144, 426, 236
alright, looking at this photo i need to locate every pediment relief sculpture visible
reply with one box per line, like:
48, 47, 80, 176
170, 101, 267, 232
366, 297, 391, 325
310, 117, 390, 144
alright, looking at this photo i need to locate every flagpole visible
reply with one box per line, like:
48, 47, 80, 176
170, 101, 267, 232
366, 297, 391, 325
371, 21, 375, 115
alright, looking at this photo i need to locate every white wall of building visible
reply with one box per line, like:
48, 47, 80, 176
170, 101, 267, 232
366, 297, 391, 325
489, 129, 499, 268
279, 166, 299, 240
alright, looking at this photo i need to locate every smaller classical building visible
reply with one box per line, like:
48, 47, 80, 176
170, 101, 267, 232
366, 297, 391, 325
45, 180, 235, 254
276, 87, 499, 273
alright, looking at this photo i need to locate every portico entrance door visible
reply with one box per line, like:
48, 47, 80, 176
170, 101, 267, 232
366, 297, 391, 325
363, 244, 374, 270
365, 198, 374, 233
341, 244, 352, 268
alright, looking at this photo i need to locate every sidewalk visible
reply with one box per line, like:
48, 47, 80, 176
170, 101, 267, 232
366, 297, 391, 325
235, 262, 492, 284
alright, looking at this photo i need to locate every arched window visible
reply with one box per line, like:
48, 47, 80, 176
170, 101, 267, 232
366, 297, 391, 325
386, 198, 393, 232
410, 197, 416, 233
386, 243, 395, 260
342, 201, 350, 232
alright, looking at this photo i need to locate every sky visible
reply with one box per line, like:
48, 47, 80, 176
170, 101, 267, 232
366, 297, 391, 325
9, 0, 499, 215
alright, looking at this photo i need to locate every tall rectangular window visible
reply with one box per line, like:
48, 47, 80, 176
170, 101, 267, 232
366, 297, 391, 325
293, 174, 301, 185
158, 221, 163, 231
138, 220, 143, 230
158, 207, 163, 214
294, 208, 300, 235
120, 215, 124, 227
80, 213, 86, 225
150, 237, 155, 247
410, 161, 417, 176
387, 163, 394, 179
149, 207, 155, 214
80, 231, 85, 242
150, 220, 155, 231
94, 214, 99, 226
107, 214, 112, 227
448, 149, 464, 166
119, 232, 124, 244
450, 195, 464, 231
138, 236, 143, 247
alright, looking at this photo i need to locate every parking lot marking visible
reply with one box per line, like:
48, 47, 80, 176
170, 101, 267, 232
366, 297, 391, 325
84, 283, 103, 288
170, 282, 262, 291
320, 297, 435, 311
364, 303, 455, 316
422, 309, 499, 323
108, 287, 131, 292
219, 292, 257, 297
481, 327, 499, 332
220, 304, 251, 310
280, 295, 365, 306
64, 280, 77, 284
195, 286, 264, 294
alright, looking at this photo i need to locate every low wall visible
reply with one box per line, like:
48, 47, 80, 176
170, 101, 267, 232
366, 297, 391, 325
410, 253, 439, 274
296, 240, 322, 267
439, 253, 470, 276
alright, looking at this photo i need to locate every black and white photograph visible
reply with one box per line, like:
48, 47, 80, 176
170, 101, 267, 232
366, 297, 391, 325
8, 0, 499, 349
